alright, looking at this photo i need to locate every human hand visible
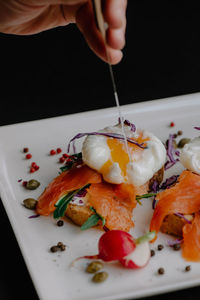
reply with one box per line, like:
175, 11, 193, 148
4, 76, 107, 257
0, 0, 127, 64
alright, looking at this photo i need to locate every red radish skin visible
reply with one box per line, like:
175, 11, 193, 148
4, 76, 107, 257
120, 241, 150, 269
75, 230, 136, 263
98, 230, 136, 261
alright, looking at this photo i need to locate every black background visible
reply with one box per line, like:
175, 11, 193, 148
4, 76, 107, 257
1, 1, 200, 299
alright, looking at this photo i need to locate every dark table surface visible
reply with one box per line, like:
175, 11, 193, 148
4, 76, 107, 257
1, 2, 200, 299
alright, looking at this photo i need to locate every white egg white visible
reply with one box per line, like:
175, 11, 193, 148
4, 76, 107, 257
180, 137, 200, 174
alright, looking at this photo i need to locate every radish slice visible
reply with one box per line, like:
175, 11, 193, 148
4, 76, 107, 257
120, 241, 150, 269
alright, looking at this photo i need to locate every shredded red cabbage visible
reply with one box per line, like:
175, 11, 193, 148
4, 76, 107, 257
71, 185, 88, 205
167, 238, 183, 247
118, 118, 136, 132
28, 214, 40, 219
152, 198, 157, 210
174, 213, 192, 224
67, 132, 146, 153
194, 126, 200, 130
175, 150, 180, 156
149, 180, 159, 209
160, 175, 179, 190
164, 160, 179, 170
76, 188, 87, 197
150, 180, 160, 193
164, 134, 179, 170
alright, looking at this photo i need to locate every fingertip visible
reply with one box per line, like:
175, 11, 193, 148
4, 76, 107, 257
106, 48, 123, 65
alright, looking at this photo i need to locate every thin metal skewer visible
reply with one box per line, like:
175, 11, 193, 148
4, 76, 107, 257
92, 0, 132, 162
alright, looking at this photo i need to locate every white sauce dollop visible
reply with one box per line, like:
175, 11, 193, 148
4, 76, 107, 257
180, 137, 200, 174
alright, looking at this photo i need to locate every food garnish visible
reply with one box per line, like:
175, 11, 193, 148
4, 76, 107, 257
85, 261, 103, 274
81, 207, 105, 231
25, 179, 40, 190
50, 149, 56, 155
28, 214, 40, 219
92, 271, 108, 283
23, 198, 38, 210
59, 152, 82, 172
57, 220, 64, 227
26, 153, 32, 159
160, 175, 179, 190
174, 213, 192, 224
74, 230, 155, 270
185, 265, 191, 272
67, 131, 146, 154
53, 184, 90, 219
165, 134, 179, 170
136, 193, 157, 205
50, 242, 66, 253
157, 244, 164, 251
157, 267, 165, 275
118, 118, 136, 132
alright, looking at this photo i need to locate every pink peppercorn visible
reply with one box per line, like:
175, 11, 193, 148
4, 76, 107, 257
170, 122, 175, 127
59, 157, 65, 163
50, 149, 56, 155
30, 167, 35, 173
57, 148, 62, 154
26, 153, 32, 159
31, 162, 37, 168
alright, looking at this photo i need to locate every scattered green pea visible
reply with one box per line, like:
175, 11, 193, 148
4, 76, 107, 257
86, 261, 103, 274
23, 198, 38, 210
92, 271, 108, 283
26, 179, 40, 190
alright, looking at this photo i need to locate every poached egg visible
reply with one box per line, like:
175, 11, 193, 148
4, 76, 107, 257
82, 123, 166, 186
180, 136, 200, 175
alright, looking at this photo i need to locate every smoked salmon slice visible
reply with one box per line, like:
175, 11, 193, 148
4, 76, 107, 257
182, 212, 200, 261
150, 170, 200, 235
150, 170, 200, 261
36, 162, 142, 231
88, 182, 137, 232
36, 165, 101, 216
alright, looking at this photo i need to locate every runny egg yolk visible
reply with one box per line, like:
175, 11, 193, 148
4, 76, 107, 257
100, 134, 149, 181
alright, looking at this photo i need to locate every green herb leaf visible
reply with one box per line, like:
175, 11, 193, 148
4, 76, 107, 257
53, 183, 90, 219
135, 193, 157, 205
81, 214, 101, 230
81, 206, 106, 230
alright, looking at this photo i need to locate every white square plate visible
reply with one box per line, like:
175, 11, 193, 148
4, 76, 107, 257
1, 93, 200, 300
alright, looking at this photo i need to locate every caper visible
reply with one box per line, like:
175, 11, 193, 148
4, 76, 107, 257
92, 271, 108, 283
177, 138, 191, 148
23, 198, 38, 209
26, 179, 40, 190
86, 261, 103, 273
